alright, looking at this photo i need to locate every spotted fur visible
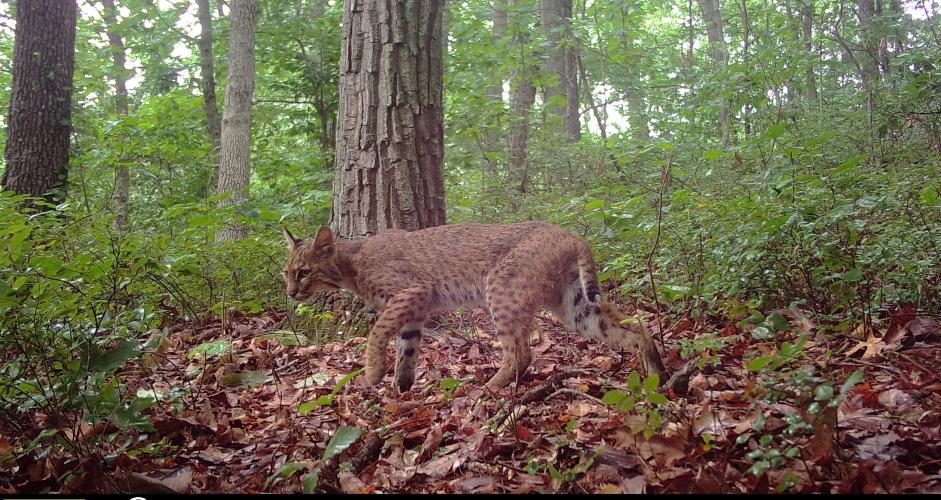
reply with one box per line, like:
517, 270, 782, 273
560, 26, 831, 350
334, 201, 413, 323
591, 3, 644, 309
283, 222, 667, 392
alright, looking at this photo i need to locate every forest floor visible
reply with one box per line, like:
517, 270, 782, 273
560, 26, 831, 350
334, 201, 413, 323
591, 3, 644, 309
19, 304, 941, 493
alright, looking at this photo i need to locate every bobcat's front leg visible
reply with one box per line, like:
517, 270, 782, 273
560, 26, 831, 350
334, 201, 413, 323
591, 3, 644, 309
363, 287, 430, 387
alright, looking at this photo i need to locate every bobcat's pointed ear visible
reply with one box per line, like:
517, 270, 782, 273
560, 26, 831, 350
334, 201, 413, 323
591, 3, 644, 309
312, 225, 337, 259
283, 227, 302, 251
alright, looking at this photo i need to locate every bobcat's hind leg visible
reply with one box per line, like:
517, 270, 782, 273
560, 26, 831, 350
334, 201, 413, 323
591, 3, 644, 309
393, 325, 423, 392
485, 289, 535, 391
363, 287, 430, 387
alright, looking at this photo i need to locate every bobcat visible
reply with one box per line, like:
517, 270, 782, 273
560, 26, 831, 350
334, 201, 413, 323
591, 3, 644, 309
282, 222, 667, 393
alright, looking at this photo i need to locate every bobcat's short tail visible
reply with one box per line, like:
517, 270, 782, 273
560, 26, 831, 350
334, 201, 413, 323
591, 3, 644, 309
575, 244, 601, 304
569, 242, 667, 379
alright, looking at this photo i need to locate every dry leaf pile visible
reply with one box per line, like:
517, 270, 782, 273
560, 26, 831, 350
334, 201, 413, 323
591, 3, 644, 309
5, 305, 941, 493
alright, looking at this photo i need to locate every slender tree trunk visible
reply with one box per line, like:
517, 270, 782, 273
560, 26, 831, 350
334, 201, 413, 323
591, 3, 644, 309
488, 0, 508, 104
197, 0, 222, 195
215, 0, 259, 243
101, 0, 130, 230
858, 0, 880, 84
619, 4, 650, 142
886, 0, 907, 77
1, 0, 77, 204
697, 0, 731, 148
577, 54, 606, 141
479, 0, 509, 178
801, 0, 818, 102
507, 0, 537, 195
330, 0, 446, 236
857, 0, 879, 143
540, 0, 580, 141
740, 0, 752, 134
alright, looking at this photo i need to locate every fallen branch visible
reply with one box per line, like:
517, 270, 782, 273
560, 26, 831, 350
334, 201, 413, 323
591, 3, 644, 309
317, 430, 384, 492
491, 370, 582, 430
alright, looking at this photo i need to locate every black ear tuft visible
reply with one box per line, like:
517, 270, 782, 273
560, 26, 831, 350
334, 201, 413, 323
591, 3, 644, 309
283, 227, 302, 250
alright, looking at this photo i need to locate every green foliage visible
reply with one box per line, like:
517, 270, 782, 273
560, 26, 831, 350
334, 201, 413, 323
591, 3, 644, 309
439, 377, 462, 401
601, 372, 669, 438
0, 192, 293, 470
737, 320, 866, 482
300, 425, 364, 492
679, 332, 729, 369
298, 368, 364, 415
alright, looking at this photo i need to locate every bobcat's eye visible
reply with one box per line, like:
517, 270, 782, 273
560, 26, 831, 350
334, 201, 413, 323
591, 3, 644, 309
297, 269, 311, 280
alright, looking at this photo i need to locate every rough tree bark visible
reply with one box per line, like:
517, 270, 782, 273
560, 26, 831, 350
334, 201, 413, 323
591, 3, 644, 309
330, 0, 446, 236
697, 0, 731, 148
101, 0, 130, 230
1, 0, 77, 203
215, 0, 259, 243
197, 0, 222, 195
540, 0, 580, 142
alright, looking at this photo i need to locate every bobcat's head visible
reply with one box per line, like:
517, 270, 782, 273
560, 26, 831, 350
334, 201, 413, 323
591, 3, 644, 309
282, 226, 344, 301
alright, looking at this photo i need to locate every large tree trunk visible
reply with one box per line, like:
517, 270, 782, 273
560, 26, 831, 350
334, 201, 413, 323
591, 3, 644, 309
330, 0, 446, 237
101, 0, 130, 230
1, 0, 77, 204
197, 0, 222, 195
697, 0, 731, 148
215, 0, 259, 243
540, 0, 580, 142
507, 0, 537, 195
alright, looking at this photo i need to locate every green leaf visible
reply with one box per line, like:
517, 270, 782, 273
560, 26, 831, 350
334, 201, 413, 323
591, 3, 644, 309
187, 339, 232, 360
842, 269, 863, 282
617, 395, 636, 412
767, 312, 790, 332
920, 185, 939, 207
747, 356, 773, 372
766, 123, 786, 139
323, 426, 363, 462
813, 384, 834, 402
298, 395, 334, 415
584, 199, 605, 211
277, 462, 308, 479
647, 392, 669, 405
835, 155, 865, 173
627, 372, 641, 393
601, 390, 627, 405
439, 378, 461, 391
302, 471, 319, 494
643, 373, 660, 393
703, 149, 723, 161
751, 326, 774, 340
89, 340, 140, 372
331, 368, 365, 396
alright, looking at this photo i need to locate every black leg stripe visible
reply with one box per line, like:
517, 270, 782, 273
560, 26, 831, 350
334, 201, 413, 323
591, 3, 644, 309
400, 330, 422, 340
